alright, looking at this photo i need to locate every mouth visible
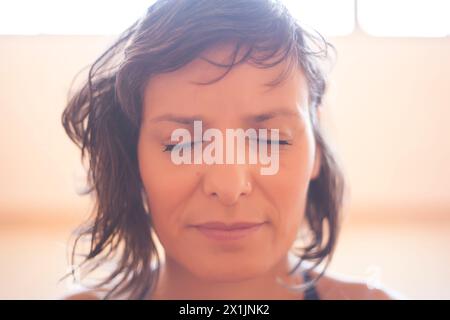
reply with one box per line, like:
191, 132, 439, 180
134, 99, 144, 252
190, 221, 267, 241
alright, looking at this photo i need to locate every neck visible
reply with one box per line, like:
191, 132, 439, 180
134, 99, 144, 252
149, 253, 306, 300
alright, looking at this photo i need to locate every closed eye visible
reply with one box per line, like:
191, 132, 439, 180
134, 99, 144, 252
258, 139, 291, 145
162, 139, 292, 152
162, 140, 202, 152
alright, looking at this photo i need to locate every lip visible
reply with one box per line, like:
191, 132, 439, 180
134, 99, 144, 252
191, 221, 267, 241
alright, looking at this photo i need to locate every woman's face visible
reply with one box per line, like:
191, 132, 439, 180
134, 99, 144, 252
138, 45, 321, 282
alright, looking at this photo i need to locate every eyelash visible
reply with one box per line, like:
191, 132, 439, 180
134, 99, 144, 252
162, 139, 292, 152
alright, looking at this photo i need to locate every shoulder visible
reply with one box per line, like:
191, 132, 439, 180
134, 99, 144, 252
309, 270, 404, 300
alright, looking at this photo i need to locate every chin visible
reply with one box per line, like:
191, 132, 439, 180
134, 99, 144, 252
190, 259, 273, 283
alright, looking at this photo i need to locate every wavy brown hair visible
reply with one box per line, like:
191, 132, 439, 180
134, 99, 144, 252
61, 0, 345, 299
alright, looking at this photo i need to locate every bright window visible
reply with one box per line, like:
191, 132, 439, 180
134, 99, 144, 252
283, 0, 356, 36
0, 0, 355, 36
0, 0, 448, 37
358, 0, 450, 37
0, 0, 153, 35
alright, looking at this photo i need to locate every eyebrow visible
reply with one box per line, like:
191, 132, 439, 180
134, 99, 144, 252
149, 114, 204, 125
244, 108, 301, 123
149, 108, 300, 125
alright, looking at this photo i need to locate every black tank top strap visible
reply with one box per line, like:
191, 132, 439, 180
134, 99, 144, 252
302, 270, 320, 300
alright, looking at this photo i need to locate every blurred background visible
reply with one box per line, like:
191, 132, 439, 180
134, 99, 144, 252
0, 0, 449, 299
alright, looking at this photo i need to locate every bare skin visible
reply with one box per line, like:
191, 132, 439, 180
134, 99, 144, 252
63, 267, 398, 300
64, 44, 398, 300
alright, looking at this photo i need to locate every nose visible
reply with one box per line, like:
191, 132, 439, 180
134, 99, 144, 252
202, 164, 253, 206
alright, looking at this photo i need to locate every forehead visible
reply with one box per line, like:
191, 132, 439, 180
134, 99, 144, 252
142, 43, 309, 120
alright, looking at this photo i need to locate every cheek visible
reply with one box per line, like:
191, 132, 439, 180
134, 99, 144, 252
263, 136, 316, 245
137, 137, 198, 241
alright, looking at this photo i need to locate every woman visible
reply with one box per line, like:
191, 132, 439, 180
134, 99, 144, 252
61, 0, 398, 300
